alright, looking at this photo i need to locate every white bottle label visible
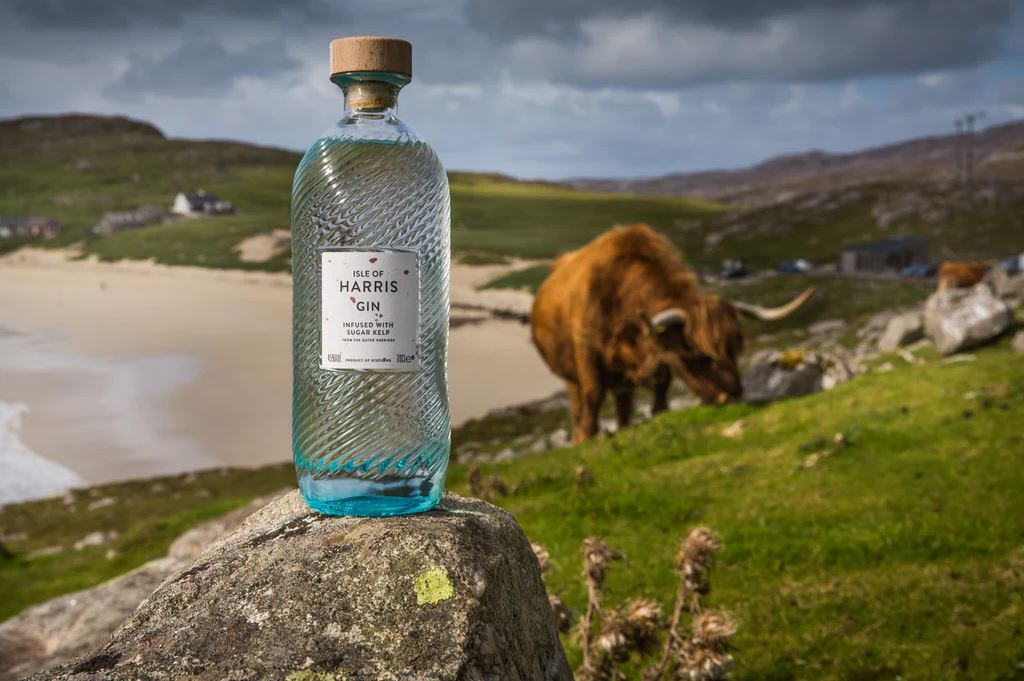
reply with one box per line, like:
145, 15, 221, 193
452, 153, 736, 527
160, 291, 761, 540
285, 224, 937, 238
320, 250, 420, 371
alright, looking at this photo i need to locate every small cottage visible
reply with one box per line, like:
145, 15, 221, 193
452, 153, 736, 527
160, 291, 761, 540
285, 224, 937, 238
839, 235, 928, 274
0, 217, 60, 239
92, 205, 168, 236
172, 190, 234, 217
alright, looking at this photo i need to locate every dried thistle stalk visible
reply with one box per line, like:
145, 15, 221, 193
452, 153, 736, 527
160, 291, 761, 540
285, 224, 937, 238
549, 593, 573, 634
676, 610, 737, 681
649, 527, 723, 680
579, 537, 620, 676
531, 542, 551, 576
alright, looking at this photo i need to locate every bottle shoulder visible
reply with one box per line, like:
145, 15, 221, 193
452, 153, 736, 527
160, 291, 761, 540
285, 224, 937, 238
322, 112, 423, 145
296, 115, 446, 180
291, 117, 449, 217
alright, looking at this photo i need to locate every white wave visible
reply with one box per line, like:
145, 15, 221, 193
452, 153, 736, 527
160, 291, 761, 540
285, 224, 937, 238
0, 402, 84, 506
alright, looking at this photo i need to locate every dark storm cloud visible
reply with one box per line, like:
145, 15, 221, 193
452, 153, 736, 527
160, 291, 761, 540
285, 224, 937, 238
6, 0, 345, 29
465, 0, 1011, 40
465, 0, 1017, 85
104, 37, 301, 99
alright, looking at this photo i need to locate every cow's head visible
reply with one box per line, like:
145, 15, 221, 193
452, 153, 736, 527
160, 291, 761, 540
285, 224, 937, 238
648, 287, 814, 404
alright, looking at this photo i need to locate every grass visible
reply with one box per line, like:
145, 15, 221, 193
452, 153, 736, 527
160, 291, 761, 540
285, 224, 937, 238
0, 465, 294, 621
479, 263, 552, 291
3, 338, 1023, 679
446, 338, 1024, 679
448, 174, 724, 260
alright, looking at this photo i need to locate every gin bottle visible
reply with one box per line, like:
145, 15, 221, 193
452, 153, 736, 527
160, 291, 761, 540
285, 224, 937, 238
291, 36, 451, 516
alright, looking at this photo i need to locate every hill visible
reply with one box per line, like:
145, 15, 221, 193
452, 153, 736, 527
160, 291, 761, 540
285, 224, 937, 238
0, 113, 723, 267
2, 329, 1022, 679
570, 119, 1024, 206
4, 114, 1023, 275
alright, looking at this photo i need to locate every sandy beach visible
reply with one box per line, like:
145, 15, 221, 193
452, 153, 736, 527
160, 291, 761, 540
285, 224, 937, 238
0, 249, 558, 495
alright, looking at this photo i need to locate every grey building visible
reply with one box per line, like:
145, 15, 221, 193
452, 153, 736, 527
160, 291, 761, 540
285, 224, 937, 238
0, 217, 60, 239
93, 205, 168, 236
839, 235, 928, 274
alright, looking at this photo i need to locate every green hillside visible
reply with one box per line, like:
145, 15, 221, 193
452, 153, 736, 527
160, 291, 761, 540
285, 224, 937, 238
8, 113, 1024, 274
0, 115, 723, 267
3, 333, 1022, 679
5, 115, 1023, 274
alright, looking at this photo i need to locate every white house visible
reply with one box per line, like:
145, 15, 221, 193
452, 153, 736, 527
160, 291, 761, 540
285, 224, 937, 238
172, 190, 234, 217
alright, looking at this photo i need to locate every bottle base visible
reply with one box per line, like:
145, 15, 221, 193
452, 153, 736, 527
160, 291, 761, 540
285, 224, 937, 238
297, 468, 444, 517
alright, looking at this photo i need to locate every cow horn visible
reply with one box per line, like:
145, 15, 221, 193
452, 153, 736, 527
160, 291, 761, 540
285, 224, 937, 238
650, 307, 687, 330
731, 287, 815, 322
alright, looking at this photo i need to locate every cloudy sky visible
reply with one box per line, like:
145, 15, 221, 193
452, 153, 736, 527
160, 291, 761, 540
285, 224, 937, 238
2, 0, 1022, 179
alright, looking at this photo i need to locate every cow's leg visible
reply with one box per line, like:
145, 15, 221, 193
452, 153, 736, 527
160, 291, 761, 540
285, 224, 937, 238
613, 388, 634, 430
566, 381, 585, 443
574, 350, 605, 442
651, 365, 671, 415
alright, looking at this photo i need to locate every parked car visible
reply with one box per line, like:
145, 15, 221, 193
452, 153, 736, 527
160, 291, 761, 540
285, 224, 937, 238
776, 258, 812, 274
901, 262, 938, 278
1000, 254, 1023, 275
720, 258, 748, 279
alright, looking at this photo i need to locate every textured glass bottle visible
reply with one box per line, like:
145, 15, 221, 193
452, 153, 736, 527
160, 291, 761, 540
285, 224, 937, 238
291, 40, 450, 516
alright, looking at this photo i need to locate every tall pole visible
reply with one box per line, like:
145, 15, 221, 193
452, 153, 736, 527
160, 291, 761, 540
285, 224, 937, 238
963, 111, 986, 186
954, 118, 964, 184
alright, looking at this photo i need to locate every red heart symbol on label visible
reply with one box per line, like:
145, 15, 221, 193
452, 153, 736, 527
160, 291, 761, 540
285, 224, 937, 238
349, 296, 356, 303
369, 257, 378, 263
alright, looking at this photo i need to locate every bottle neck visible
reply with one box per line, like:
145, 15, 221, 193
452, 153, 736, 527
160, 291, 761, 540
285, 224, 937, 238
341, 81, 400, 113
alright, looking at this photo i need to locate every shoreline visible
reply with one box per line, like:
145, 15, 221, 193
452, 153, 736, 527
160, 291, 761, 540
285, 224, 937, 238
0, 249, 559, 491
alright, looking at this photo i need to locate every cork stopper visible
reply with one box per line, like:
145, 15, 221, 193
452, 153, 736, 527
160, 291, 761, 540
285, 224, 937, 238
330, 36, 412, 78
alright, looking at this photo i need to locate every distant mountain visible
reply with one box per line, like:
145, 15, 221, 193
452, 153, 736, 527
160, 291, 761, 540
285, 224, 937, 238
569, 120, 1024, 206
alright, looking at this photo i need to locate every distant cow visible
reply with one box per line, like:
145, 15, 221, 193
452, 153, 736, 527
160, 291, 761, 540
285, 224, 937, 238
531, 224, 813, 442
936, 261, 991, 291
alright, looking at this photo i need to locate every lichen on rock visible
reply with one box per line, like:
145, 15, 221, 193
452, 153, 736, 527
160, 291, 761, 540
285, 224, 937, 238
414, 567, 454, 605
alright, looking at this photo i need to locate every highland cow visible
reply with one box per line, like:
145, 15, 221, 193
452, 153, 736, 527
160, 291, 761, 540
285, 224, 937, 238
531, 224, 813, 442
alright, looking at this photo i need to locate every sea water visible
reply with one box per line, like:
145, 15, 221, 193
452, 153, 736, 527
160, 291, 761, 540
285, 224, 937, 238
291, 114, 451, 516
0, 402, 83, 506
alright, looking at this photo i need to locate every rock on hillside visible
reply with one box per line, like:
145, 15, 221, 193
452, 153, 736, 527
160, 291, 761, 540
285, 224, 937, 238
923, 284, 1013, 355
0, 114, 164, 148
0, 496, 277, 681
33, 491, 571, 681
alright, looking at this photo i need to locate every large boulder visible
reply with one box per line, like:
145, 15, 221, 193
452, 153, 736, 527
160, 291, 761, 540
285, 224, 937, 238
743, 350, 823, 404
32, 491, 570, 681
877, 310, 924, 352
0, 496, 275, 681
923, 284, 1013, 355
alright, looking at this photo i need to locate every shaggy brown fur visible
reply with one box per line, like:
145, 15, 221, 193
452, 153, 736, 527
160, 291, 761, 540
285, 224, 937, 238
531, 224, 744, 442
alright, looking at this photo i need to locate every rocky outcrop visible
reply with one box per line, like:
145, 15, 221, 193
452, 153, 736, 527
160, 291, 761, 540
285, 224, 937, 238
982, 265, 1024, 300
743, 349, 853, 404
0, 496, 276, 681
33, 491, 571, 681
877, 310, 924, 352
923, 284, 1013, 355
